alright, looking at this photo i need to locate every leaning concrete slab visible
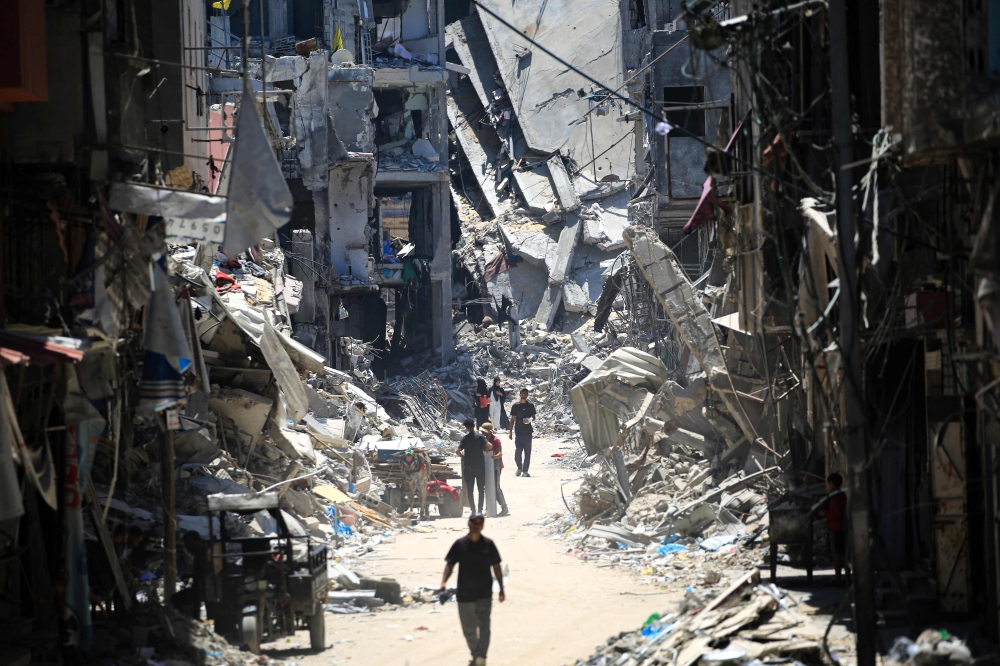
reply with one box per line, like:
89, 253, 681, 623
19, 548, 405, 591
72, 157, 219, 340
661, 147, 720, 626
547, 156, 581, 211
547, 213, 582, 285
624, 227, 760, 447
513, 165, 556, 214
447, 15, 501, 111
534, 285, 563, 331
447, 89, 510, 216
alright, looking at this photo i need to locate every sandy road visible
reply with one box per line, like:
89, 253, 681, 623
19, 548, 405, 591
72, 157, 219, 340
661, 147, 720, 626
263, 435, 683, 666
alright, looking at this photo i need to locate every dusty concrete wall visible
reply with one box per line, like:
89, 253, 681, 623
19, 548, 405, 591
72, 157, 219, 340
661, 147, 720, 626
327, 162, 373, 279
650, 29, 731, 202
328, 68, 376, 152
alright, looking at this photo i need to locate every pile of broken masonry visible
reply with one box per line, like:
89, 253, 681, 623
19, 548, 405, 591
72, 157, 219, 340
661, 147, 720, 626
577, 568, 975, 666
91, 240, 473, 663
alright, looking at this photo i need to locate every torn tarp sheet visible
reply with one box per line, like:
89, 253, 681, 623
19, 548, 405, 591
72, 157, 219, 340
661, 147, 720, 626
568, 347, 670, 456
260, 318, 308, 423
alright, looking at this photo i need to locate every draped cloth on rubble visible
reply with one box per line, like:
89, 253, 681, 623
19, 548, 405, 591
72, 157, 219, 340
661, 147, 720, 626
63, 368, 107, 650
222, 80, 293, 255
203, 274, 319, 421
138, 263, 193, 414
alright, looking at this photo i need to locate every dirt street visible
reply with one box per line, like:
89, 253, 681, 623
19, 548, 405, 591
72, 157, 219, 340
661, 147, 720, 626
262, 435, 683, 665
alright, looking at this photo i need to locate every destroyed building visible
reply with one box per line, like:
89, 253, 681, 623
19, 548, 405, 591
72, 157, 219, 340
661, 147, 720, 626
9, 0, 1000, 664
543, 0, 1000, 663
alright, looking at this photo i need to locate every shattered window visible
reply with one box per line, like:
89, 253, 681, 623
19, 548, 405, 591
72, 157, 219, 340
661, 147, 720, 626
662, 85, 706, 137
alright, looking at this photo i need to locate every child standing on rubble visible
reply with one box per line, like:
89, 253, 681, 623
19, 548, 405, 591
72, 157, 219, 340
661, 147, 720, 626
819, 472, 848, 585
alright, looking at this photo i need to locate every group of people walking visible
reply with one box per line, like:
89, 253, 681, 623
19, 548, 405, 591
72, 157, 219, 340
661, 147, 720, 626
457, 377, 537, 517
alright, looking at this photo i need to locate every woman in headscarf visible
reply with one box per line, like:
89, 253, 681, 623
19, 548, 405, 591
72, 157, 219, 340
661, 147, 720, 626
474, 377, 491, 427
488, 377, 508, 430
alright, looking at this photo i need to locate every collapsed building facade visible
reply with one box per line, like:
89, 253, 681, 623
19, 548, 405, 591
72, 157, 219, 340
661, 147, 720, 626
551, 0, 1000, 662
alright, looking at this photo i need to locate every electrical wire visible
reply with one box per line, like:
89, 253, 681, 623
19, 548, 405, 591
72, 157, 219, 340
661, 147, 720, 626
467, 0, 811, 196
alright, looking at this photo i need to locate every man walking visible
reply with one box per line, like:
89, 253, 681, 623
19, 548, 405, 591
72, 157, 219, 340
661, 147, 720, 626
441, 513, 505, 666
480, 423, 509, 516
457, 418, 492, 513
508, 388, 536, 477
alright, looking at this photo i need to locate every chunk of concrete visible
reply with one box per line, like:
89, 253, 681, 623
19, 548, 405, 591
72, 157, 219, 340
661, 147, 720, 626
328, 562, 362, 590
514, 165, 556, 214
411, 138, 438, 160
500, 225, 553, 268
208, 388, 274, 444
359, 577, 403, 605
667, 428, 716, 456
562, 281, 590, 312
534, 285, 563, 331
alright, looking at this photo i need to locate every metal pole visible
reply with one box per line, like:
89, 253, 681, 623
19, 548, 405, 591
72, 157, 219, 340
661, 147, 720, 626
241, 0, 250, 88
828, 1, 876, 665
161, 415, 177, 599
258, 0, 267, 102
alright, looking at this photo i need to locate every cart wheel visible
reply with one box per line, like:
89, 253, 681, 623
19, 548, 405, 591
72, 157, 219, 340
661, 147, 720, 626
309, 605, 325, 651
242, 614, 261, 654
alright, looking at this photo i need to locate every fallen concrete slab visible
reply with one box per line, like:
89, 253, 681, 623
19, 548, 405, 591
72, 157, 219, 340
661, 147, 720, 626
624, 227, 760, 448
548, 213, 582, 285
447, 90, 510, 217
474, 0, 633, 196
548, 156, 581, 211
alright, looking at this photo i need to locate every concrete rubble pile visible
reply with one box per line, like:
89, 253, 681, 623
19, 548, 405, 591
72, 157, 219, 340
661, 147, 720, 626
545, 225, 809, 587
99, 242, 462, 637
574, 571, 842, 666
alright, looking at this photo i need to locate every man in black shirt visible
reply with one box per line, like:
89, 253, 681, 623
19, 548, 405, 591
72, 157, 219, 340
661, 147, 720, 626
458, 418, 492, 513
441, 513, 505, 666
508, 388, 536, 477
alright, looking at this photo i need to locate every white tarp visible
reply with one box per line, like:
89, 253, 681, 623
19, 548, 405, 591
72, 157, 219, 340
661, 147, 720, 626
222, 80, 293, 255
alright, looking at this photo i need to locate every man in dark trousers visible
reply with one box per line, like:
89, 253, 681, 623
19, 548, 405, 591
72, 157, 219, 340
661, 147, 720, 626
458, 418, 492, 513
441, 512, 505, 666
508, 388, 536, 477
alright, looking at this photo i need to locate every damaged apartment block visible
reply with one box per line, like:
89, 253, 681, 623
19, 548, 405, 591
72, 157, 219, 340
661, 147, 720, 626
221, 0, 454, 372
